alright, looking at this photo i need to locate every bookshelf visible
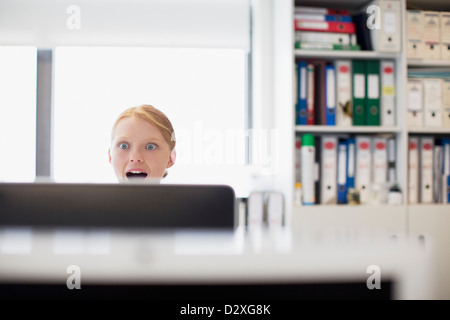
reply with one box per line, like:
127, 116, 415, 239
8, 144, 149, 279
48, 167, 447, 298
271, 0, 449, 238
403, 1, 450, 300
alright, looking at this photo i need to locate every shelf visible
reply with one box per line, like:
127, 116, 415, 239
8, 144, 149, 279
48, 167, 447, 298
291, 204, 407, 235
408, 127, 450, 134
408, 204, 450, 242
407, 0, 450, 11
408, 203, 450, 211
278, 0, 450, 299
295, 125, 401, 133
294, 0, 370, 10
292, 204, 406, 213
407, 59, 450, 68
272, 0, 450, 232
294, 49, 400, 60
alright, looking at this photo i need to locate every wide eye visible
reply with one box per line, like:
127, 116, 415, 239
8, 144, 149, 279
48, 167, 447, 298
119, 142, 129, 150
146, 143, 156, 150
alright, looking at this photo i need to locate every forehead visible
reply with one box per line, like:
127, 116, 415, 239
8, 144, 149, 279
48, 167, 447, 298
113, 115, 163, 138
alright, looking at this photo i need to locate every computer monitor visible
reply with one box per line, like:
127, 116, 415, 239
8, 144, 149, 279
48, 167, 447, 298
0, 182, 237, 230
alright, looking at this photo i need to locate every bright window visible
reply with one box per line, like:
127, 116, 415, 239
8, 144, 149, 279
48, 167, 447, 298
53, 47, 249, 196
0, 46, 37, 182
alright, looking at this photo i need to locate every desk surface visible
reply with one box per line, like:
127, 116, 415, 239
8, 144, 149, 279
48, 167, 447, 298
0, 226, 434, 300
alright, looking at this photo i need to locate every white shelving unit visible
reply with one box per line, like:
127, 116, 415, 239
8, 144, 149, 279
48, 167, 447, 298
270, 0, 449, 237
404, 0, 450, 298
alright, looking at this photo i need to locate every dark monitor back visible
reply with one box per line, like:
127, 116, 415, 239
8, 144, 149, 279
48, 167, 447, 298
0, 281, 393, 300
0, 182, 236, 229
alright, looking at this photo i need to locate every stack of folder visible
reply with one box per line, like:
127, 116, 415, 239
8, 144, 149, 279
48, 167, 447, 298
295, 59, 396, 127
408, 137, 450, 204
295, 133, 398, 205
407, 75, 450, 128
407, 10, 450, 60
295, 60, 337, 125
294, 6, 360, 51
354, 0, 402, 52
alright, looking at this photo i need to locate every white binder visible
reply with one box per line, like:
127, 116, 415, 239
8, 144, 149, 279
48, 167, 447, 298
406, 10, 424, 59
380, 60, 396, 126
423, 78, 443, 127
320, 136, 338, 204
433, 145, 443, 203
443, 79, 450, 127
247, 192, 265, 227
440, 12, 450, 60
387, 136, 396, 184
267, 192, 284, 228
408, 137, 419, 204
368, 0, 402, 53
295, 31, 356, 45
372, 137, 388, 204
373, 137, 388, 185
419, 137, 434, 203
335, 60, 353, 127
423, 11, 441, 60
355, 136, 372, 204
407, 78, 424, 127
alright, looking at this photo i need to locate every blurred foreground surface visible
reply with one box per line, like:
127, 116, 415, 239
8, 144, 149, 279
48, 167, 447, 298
0, 225, 439, 300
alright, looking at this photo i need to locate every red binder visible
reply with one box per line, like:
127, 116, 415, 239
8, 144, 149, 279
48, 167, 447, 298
294, 20, 356, 34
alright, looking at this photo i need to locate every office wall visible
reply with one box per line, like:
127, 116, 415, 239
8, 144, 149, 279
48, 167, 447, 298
0, 0, 249, 49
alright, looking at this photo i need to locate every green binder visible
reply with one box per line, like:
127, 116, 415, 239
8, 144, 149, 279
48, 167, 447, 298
295, 41, 361, 51
352, 60, 366, 126
365, 60, 381, 126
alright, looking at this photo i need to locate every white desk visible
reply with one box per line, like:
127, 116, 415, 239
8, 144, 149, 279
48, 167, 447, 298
0, 226, 435, 300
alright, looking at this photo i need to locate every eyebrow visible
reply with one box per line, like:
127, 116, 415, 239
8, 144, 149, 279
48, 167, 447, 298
116, 136, 162, 143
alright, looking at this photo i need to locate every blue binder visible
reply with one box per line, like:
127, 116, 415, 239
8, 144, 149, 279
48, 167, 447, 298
447, 175, 450, 204
346, 138, 356, 190
325, 64, 336, 125
337, 139, 348, 204
296, 61, 308, 125
325, 14, 353, 22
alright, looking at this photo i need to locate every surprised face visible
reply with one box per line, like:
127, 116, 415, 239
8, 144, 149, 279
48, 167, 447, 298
108, 115, 174, 182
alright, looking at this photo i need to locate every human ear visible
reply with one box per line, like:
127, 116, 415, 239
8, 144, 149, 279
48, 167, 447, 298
108, 148, 112, 164
167, 149, 176, 168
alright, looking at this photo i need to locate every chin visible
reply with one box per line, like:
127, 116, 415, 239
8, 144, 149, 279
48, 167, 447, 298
117, 176, 162, 184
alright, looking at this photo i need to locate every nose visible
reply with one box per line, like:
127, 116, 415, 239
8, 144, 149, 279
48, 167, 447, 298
129, 149, 144, 163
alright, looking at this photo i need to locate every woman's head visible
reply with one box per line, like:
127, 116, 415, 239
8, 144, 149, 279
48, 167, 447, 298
108, 104, 176, 182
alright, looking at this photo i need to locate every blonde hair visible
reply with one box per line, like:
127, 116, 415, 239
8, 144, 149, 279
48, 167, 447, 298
111, 104, 176, 177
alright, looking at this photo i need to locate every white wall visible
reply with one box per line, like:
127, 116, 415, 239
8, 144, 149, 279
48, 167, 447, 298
0, 0, 249, 49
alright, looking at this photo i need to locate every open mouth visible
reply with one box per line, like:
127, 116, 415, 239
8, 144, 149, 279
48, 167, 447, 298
126, 170, 148, 179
